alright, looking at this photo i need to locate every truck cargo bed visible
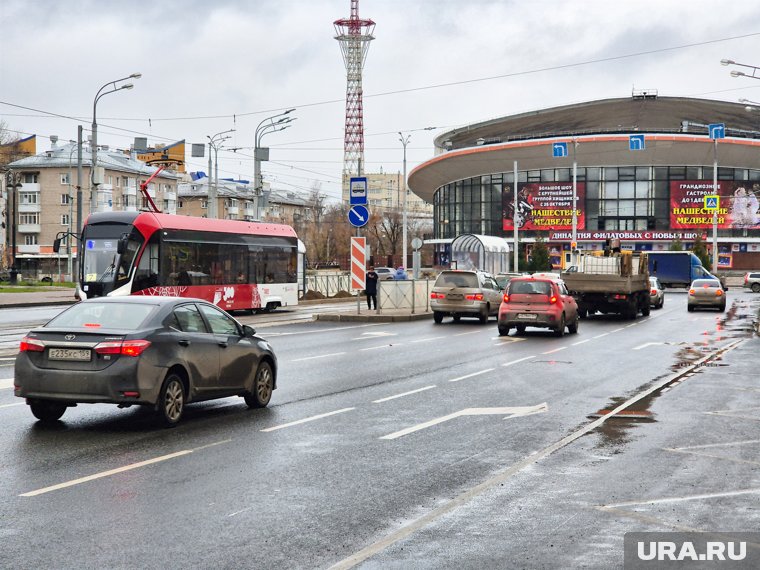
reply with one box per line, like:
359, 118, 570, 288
563, 273, 648, 294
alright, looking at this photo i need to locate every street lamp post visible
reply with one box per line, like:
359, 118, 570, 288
206, 129, 235, 219
722, 59, 760, 80
91, 73, 141, 214
255, 109, 295, 220
7, 172, 21, 283
398, 132, 411, 269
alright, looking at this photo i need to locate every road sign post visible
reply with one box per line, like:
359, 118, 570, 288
709, 124, 725, 272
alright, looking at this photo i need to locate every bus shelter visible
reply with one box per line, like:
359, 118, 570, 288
450, 234, 511, 274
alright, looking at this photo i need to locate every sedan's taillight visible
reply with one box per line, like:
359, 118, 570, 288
716, 289, 723, 296
430, 292, 445, 299
19, 337, 45, 352
689, 289, 696, 295
465, 293, 484, 301
94, 340, 151, 357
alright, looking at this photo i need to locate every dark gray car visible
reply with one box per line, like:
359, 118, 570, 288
14, 297, 277, 426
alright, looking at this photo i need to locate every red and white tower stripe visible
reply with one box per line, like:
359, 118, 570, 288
334, 0, 375, 186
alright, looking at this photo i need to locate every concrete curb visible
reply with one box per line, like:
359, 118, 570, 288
315, 312, 433, 323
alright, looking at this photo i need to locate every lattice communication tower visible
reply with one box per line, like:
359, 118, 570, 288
334, 0, 375, 183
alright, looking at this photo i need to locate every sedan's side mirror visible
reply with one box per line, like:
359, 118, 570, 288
243, 324, 257, 338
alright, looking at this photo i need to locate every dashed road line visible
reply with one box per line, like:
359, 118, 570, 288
292, 352, 346, 362
373, 386, 436, 403
260, 408, 354, 432
502, 355, 536, 367
542, 347, 567, 355
449, 369, 494, 383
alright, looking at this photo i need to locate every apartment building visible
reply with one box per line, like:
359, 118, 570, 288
5, 141, 179, 277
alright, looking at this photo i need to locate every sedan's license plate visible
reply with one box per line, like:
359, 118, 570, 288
48, 348, 91, 361
517, 313, 537, 320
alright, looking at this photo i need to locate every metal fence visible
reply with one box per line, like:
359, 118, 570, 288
305, 272, 353, 298
377, 279, 433, 314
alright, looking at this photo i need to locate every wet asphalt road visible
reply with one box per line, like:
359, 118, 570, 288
0, 290, 758, 569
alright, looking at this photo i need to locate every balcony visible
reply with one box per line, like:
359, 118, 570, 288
17, 244, 40, 254
164, 191, 177, 201
18, 224, 42, 233
226, 206, 239, 215
18, 203, 41, 213
123, 186, 137, 197
20, 183, 40, 192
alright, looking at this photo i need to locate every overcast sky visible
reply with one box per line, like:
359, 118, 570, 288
2, 0, 760, 203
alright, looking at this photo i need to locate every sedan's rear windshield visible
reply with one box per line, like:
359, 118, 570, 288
509, 280, 552, 295
435, 272, 479, 288
46, 303, 156, 330
692, 279, 721, 288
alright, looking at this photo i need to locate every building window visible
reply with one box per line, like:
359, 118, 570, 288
23, 173, 38, 184
25, 235, 38, 246
201, 200, 208, 209
61, 214, 70, 226
178, 200, 184, 208
19, 192, 39, 205
19, 213, 39, 225
61, 193, 70, 205
60, 173, 70, 184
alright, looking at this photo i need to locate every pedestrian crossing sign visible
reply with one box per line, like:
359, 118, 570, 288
704, 195, 719, 210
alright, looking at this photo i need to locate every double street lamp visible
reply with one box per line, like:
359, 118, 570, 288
254, 109, 295, 219
91, 73, 141, 213
721, 59, 760, 80
206, 129, 236, 219
398, 132, 411, 269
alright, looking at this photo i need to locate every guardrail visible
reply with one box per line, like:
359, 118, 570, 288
377, 279, 432, 314
305, 273, 354, 298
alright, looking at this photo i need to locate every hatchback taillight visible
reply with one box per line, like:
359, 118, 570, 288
465, 293, 484, 301
745, 274, 749, 284
94, 340, 151, 357
430, 292, 445, 299
503, 293, 510, 303
650, 288, 657, 295
549, 295, 558, 304
716, 289, 723, 296
19, 337, 45, 352
689, 288, 695, 295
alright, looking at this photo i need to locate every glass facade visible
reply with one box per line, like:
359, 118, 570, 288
434, 166, 760, 239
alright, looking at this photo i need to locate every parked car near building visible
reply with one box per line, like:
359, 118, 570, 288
14, 297, 277, 426
431, 270, 503, 324
374, 267, 396, 281
744, 271, 760, 293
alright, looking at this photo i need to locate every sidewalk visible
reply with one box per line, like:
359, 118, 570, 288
0, 288, 430, 322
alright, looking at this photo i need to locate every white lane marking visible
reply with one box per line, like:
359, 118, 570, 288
0, 377, 14, 390
453, 330, 483, 337
410, 336, 446, 343
448, 368, 494, 383
542, 347, 567, 355
572, 339, 590, 346
625, 322, 639, 328
633, 342, 665, 350
0, 357, 15, 362
601, 488, 760, 509
666, 438, 760, 450
359, 344, 397, 352
502, 355, 536, 367
291, 352, 346, 362
264, 323, 382, 337
20, 440, 231, 498
593, 333, 609, 339
260, 408, 354, 432
352, 332, 397, 341
0, 402, 23, 409
380, 404, 548, 440
373, 386, 436, 403
610, 327, 625, 333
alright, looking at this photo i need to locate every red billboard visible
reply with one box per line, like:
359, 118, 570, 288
670, 181, 760, 229
503, 182, 585, 231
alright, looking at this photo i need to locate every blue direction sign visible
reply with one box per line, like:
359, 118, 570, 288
348, 205, 369, 227
552, 142, 568, 157
709, 123, 725, 140
629, 134, 646, 151
349, 176, 368, 205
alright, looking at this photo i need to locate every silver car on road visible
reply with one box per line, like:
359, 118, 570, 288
431, 270, 503, 324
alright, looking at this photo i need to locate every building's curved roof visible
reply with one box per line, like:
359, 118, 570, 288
409, 96, 760, 203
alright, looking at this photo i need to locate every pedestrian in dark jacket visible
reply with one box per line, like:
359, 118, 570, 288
365, 266, 379, 310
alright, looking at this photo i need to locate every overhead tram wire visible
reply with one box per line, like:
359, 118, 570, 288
3, 30, 759, 130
